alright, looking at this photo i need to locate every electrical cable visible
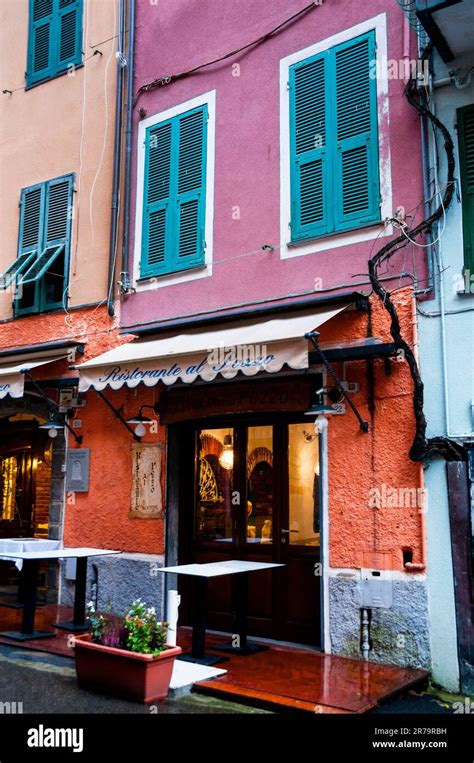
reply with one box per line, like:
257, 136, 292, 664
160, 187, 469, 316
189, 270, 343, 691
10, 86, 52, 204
368, 42, 465, 463
134, 1, 321, 105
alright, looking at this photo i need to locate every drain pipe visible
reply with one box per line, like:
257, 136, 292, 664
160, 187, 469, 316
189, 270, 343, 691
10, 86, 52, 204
107, 0, 126, 317
361, 608, 371, 660
120, 0, 135, 293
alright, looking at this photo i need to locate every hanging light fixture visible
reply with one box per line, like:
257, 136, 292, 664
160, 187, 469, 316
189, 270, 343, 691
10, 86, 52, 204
39, 415, 64, 439
126, 405, 156, 437
218, 434, 234, 471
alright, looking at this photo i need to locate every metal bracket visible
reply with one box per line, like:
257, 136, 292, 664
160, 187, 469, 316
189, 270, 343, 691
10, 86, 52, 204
23, 372, 83, 445
306, 332, 369, 433
96, 390, 141, 442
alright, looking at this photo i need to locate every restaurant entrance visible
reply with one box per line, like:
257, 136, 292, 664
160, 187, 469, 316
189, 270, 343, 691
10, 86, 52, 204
177, 415, 324, 647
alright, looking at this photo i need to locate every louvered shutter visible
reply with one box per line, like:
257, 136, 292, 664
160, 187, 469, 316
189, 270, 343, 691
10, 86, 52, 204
332, 31, 380, 230
20, 176, 71, 285
57, 0, 82, 70
44, 176, 71, 246
19, 185, 44, 254
28, 0, 54, 86
290, 52, 331, 240
458, 105, 474, 273
175, 107, 207, 268
141, 122, 172, 277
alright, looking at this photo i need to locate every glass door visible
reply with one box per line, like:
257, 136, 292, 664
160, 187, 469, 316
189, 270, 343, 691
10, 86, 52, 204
180, 418, 322, 646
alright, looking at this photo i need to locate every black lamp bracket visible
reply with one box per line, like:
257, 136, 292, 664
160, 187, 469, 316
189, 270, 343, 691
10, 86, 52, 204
96, 390, 141, 442
305, 332, 370, 433
23, 371, 83, 445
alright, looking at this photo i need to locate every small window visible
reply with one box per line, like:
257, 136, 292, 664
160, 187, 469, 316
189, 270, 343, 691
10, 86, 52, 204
26, 0, 83, 87
289, 30, 380, 242
457, 105, 474, 275
0, 175, 74, 316
141, 105, 208, 278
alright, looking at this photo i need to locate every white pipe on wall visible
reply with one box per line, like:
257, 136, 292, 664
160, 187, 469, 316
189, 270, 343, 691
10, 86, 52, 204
166, 589, 181, 647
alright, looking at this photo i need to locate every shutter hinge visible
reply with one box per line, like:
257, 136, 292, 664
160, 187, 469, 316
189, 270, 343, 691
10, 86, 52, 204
287, 81, 290, 91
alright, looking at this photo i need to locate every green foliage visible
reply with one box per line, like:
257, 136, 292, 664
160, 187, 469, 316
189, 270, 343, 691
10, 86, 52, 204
86, 599, 168, 656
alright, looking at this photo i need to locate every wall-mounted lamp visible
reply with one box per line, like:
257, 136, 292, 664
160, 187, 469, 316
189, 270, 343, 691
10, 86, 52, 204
39, 416, 64, 439
126, 405, 158, 437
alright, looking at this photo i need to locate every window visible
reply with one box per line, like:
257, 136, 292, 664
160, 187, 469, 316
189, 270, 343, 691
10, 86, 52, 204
0, 175, 73, 315
26, 0, 83, 87
289, 30, 380, 242
141, 105, 208, 278
458, 105, 474, 275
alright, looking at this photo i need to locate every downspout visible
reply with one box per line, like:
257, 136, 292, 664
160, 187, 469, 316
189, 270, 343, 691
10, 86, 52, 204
120, 0, 135, 292
107, 0, 126, 317
415, 46, 435, 296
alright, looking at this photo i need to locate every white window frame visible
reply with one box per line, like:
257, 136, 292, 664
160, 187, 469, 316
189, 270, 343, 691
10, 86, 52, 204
279, 13, 393, 260
133, 90, 216, 291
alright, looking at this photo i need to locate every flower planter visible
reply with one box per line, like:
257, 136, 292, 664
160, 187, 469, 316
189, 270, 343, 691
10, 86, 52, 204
73, 634, 182, 703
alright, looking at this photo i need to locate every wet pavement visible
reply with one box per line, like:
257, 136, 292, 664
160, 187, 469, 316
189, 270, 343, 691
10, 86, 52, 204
0, 643, 460, 715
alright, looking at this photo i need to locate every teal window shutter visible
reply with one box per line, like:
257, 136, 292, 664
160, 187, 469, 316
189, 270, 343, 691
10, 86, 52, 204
289, 30, 380, 241
27, 0, 83, 87
27, 0, 54, 86
176, 107, 207, 267
57, 0, 83, 71
14, 175, 73, 314
290, 51, 331, 241
141, 105, 207, 278
141, 121, 173, 277
0, 186, 43, 290
19, 184, 44, 255
332, 31, 380, 231
458, 105, 474, 274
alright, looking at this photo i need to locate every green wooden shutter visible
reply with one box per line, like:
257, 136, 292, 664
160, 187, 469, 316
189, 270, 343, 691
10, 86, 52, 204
27, 0, 54, 86
19, 184, 44, 254
141, 106, 207, 277
141, 121, 173, 277
16, 176, 72, 308
57, 0, 82, 71
290, 51, 331, 240
175, 106, 207, 268
458, 105, 474, 273
332, 31, 380, 231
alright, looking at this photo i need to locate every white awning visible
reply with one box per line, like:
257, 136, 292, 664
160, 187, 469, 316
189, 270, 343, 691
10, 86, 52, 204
77, 305, 348, 392
0, 352, 68, 400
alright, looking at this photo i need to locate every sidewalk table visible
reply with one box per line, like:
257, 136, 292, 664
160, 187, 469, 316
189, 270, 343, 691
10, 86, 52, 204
0, 538, 62, 608
158, 560, 284, 665
0, 547, 120, 641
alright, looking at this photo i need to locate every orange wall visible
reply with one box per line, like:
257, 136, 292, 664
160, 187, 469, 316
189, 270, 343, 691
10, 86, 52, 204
64, 385, 166, 555
64, 289, 423, 570
318, 290, 424, 572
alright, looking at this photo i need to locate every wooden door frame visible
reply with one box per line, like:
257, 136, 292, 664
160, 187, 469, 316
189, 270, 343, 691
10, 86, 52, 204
166, 412, 327, 647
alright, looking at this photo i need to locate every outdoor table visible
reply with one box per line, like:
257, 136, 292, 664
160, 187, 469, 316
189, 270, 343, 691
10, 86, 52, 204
0, 547, 120, 641
0, 538, 62, 609
158, 560, 284, 666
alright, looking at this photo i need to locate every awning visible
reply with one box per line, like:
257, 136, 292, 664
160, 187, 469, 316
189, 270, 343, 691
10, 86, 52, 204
77, 305, 349, 392
0, 352, 68, 400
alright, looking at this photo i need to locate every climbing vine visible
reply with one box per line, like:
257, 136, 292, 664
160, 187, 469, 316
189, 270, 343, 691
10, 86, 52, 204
368, 43, 465, 463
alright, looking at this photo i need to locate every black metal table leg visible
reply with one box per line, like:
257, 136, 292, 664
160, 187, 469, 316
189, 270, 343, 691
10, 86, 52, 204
178, 576, 226, 666
0, 559, 55, 641
212, 572, 268, 656
55, 556, 89, 632
0, 564, 46, 609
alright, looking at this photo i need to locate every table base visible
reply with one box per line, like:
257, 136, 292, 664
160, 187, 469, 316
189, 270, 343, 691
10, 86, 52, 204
211, 642, 269, 656
0, 601, 46, 609
54, 621, 88, 632
0, 630, 56, 641
177, 652, 228, 666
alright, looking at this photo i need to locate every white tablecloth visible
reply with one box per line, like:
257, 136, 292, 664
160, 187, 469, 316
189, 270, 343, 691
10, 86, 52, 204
0, 539, 62, 570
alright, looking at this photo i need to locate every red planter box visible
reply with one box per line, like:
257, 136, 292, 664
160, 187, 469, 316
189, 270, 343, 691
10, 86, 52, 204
73, 634, 182, 703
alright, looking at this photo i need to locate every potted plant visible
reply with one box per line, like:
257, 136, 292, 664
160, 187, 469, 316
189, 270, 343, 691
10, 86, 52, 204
73, 599, 181, 703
